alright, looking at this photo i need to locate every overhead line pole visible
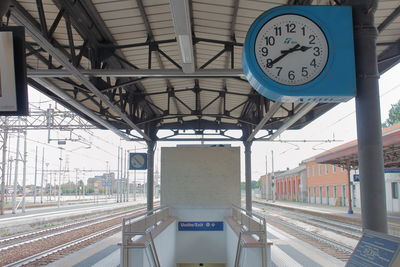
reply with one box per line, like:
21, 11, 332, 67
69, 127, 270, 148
12, 130, 20, 214
0, 119, 8, 215
33, 146, 38, 204
21, 130, 27, 213
40, 148, 44, 204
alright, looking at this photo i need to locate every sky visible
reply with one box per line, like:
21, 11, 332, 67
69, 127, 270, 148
4, 63, 400, 186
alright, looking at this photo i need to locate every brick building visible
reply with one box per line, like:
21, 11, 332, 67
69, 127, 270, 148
260, 123, 400, 212
304, 158, 349, 206
275, 165, 307, 202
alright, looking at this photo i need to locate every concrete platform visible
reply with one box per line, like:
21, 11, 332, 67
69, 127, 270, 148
268, 223, 344, 267
0, 198, 147, 234
48, 231, 121, 267
255, 199, 400, 222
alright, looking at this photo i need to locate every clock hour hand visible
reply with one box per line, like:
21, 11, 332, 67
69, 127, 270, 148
270, 44, 301, 66
281, 45, 311, 54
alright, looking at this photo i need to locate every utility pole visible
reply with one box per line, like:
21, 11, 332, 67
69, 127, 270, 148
0, 119, 8, 215
58, 148, 63, 208
123, 149, 127, 202
126, 166, 129, 202
271, 150, 275, 202
75, 168, 78, 199
117, 147, 120, 203
49, 171, 52, 201
134, 146, 137, 202
120, 149, 123, 202
21, 130, 27, 213
265, 155, 268, 200
8, 158, 12, 202
12, 130, 20, 214
33, 146, 38, 204
41, 150, 45, 204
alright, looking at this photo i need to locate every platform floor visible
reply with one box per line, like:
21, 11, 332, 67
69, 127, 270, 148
47, 231, 121, 267
48, 223, 344, 267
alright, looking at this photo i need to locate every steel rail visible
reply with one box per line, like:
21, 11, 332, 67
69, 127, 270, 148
4, 224, 120, 267
0, 204, 147, 248
0, 208, 140, 252
253, 201, 362, 232
2, 204, 158, 266
265, 214, 354, 254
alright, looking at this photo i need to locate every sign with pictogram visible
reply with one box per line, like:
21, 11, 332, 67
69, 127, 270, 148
129, 153, 147, 170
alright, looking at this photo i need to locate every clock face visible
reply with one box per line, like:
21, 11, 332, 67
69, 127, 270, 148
255, 14, 329, 86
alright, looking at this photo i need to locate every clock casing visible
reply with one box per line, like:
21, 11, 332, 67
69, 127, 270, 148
243, 6, 356, 102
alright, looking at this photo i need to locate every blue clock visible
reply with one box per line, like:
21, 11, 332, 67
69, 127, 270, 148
242, 6, 356, 102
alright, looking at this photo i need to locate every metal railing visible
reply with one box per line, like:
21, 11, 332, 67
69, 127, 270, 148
121, 206, 170, 267
232, 205, 268, 267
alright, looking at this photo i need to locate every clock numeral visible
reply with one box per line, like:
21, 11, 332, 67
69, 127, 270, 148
261, 47, 268, 56
301, 26, 306, 36
302, 67, 308, 77
265, 36, 275, 46
266, 59, 273, 68
286, 23, 296, 33
288, 70, 295, 81
274, 27, 282, 36
313, 47, 321, 56
309, 35, 316, 45
310, 58, 317, 68
276, 67, 283, 76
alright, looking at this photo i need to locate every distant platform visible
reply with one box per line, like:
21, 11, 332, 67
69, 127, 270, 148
0, 198, 147, 234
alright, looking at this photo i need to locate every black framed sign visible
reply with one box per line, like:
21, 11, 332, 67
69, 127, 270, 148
0, 26, 28, 116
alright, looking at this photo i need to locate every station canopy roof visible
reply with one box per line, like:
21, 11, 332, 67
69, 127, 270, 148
5, 0, 400, 142
315, 123, 400, 168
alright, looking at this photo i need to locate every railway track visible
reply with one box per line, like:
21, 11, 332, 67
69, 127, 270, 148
0, 206, 144, 250
1, 205, 154, 266
254, 201, 359, 261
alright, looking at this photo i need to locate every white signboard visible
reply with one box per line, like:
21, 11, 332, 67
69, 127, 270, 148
0, 31, 17, 112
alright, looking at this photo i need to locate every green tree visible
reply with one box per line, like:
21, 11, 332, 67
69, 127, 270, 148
383, 100, 400, 128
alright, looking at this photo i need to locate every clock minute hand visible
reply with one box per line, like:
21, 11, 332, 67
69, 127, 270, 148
270, 44, 300, 66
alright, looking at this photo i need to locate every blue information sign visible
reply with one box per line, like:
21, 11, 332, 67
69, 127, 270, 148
347, 230, 400, 267
178, 221, 223, 231
353, 174, 360, 182
129, 153, 147, 170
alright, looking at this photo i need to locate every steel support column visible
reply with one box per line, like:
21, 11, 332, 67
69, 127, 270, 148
346, 164, 354, 214
146, 140, 156, 212
350, 0, 388, 233
244, 141, 252, 212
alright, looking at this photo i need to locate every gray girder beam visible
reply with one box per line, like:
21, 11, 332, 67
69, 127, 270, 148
27, 69, 244, 78
10, 5, 151, 141
268, 103, 318, 140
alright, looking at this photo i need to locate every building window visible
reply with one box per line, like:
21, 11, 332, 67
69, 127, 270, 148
332, 165, 336, 173
325, 164, 329, 174
312, 166, 315, 176
392, 183, 399, 199
318, 165, 322, 176
334, 186, 337, 198
326, 186, 330, 198
307, 167, 310, 177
